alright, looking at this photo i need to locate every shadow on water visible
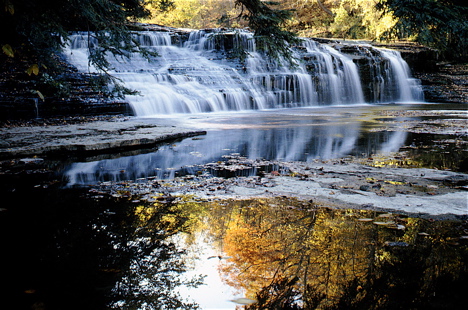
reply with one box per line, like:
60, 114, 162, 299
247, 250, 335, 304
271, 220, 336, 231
0, 181, 202, 310
1, 181, 467, 309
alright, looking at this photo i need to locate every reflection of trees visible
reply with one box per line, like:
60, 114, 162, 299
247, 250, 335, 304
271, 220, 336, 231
1, 186, 202, 310
109, 195, 206, 309
205, 198, 468, 309
7, 184, 465, 310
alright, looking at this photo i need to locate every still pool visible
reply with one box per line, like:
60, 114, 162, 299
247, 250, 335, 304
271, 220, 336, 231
0, 103, 467, 309
0, 187, 467, 310
61, 103, 467, 185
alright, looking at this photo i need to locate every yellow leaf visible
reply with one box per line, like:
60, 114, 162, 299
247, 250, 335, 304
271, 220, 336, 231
5, 1, 14, 15
36, 90, 45, 101
26, 64, 39, 76
2, 44, 14, 57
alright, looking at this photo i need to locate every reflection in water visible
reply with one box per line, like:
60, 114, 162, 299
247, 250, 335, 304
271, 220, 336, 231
201, 198, 468, 310
0, 186, 203, 310
2, 184, 466, 310
63, 110, 409, 185
107, 196, 206, 310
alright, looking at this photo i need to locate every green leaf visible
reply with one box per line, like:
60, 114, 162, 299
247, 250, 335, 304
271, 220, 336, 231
2, 44, 14, 57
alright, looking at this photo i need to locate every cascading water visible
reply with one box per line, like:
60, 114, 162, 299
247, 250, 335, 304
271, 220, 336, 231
64, 28, 423, 116
343, 44, 425, 103
378, 49, 425, 102
300, 40, 365, 105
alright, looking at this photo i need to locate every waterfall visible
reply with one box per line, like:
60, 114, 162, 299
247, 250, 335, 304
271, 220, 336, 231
64, 29, 424, 116
379, 49, 425, 102
300, 40, 365, 105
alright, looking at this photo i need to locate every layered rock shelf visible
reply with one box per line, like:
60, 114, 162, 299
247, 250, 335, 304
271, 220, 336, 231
0, 120, 206, 159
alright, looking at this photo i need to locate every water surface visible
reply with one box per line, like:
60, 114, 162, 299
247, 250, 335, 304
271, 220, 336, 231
1, 103, 467, 309
62, 103, 467, 185
1, 186, 466, 310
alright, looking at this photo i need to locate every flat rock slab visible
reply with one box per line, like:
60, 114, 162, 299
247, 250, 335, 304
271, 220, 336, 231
104, 160, 467, 218
0, 120, 206, 158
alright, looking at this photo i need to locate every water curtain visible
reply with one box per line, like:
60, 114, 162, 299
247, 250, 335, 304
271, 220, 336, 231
65, 29, 424, 115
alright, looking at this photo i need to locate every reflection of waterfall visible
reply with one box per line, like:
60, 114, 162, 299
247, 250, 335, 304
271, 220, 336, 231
379, 130, 408, 153
64, 29, 423, 116
63, 119, 406, 185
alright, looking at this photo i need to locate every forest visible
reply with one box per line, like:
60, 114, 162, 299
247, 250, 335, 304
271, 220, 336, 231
147, 0, 467, 60
1, 0, 467, 74
0, 0, 466, 108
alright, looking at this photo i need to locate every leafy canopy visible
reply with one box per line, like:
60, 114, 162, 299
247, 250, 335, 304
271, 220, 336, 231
146, 0, 300, 63
235, 0, 300, 64
378, 0, 468, 60
1, 0, 151, 73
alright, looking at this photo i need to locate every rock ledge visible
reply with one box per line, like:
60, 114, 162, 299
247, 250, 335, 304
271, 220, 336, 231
0, 120, 206, 159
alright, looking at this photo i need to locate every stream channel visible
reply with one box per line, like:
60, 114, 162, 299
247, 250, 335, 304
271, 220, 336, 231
1, 27, 468, 310
1, 102, 467, 310
64, 103, 467, 185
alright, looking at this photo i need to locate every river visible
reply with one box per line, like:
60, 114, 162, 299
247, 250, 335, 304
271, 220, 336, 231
63, 103, 466, 185
0, 28, 466, 310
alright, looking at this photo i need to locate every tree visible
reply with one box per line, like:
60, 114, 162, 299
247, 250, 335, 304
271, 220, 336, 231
328, 0, 397, 40
0, 0, 154, 98
145, 0, 244, 29
235, 0, 300, 64
378, 0, 468, 60
281, 0, 335, 38
2, 0, 153, 68
147, 0, 300, 63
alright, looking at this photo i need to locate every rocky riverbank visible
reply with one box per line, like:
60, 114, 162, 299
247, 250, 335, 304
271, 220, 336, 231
0, 107, 466, 219
0, 51, 132, 121
415, 62, 468, 103
0, 117, 206, 159
90, 157, 467, 220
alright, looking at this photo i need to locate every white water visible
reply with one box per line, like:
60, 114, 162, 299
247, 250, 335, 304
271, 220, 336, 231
64, 29, 423, 116
379, 49, 425, 102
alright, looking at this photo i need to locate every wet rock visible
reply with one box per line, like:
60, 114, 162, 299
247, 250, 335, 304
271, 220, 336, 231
0, 120, 206, 159
443, 175, 468, 186
414, 63, 468, 104
19, 158, 44, 164
359, 185, 370, 191
0, 140, 10, 147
